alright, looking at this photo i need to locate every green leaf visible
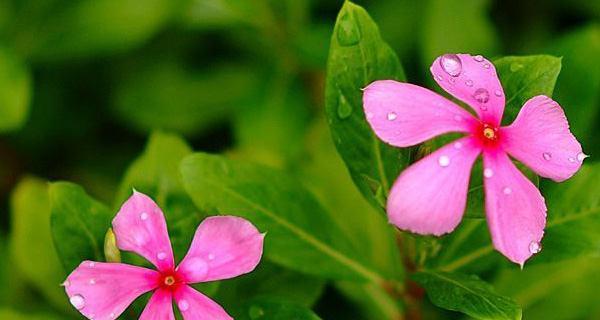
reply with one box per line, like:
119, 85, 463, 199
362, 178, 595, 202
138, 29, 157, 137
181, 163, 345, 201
0, 309, 63, 320
0, 46, 31, 132
413, 271, 522, 320
421, 0, 499, 66
494, 55, 562, 124
180, 152, 385, 282
50, 182, 113, 272
9, 177, 68, 309
116, 131, 202, 261
335, 281, 403, 320
325, 1, 408, 211
180, 0, 267, 30
232, 298, 322, 320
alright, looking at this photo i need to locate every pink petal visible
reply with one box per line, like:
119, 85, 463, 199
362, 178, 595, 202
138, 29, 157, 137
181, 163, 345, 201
430, 54, 505, 126
64, 261, 159, 319
501, 95, 585, 182
140, 288, 175, 320
387, 137, 481, 235
363, 80, 478, 147
177, 216, 264, 283
112, 191, 175, 271
174, 285, 232, 320
482, 150, 546, 266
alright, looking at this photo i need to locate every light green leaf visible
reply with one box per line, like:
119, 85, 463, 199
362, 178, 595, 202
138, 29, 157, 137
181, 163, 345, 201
180, 152, 385, 282
413, 271, 522, 320
9, 177, 68, 309
0, 308, 63, 320
325, 1, 408, 211
0, 47, 31, 132
50, 182, 113, 272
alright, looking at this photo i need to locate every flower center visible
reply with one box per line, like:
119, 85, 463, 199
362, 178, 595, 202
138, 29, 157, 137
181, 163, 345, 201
159, 271, 184, 291
483, 127, 496, 140
164, 275, 176, 286
475, 123, 501, 149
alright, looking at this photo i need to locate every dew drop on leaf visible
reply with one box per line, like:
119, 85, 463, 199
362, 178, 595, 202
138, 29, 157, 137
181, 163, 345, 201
336, 12, 361, 46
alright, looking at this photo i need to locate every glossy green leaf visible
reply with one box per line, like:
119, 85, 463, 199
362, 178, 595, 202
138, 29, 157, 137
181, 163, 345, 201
413, 271, 522, 320
494, 55, 562, 124
116, 131, 202, 261
325, 1, 408, 211
232, 298, 322, 320
50, 182, 113, 272
0, 47, 31, 132
9, 177, 67, 309
180, 152, 385, 282
421, 0, 499, 66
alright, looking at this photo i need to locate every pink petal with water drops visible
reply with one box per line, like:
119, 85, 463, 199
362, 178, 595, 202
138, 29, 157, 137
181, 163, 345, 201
430, 53, 505, 126
482, 151, 546, 266
140, 288, 175, 320
363, 80, 478, 147
174, 285, 233, 320
501, 95, 585, 182
177, 216, 264, 283
387, 137, 481, 235
63, 261, 159, 320
112, 191, 175, 271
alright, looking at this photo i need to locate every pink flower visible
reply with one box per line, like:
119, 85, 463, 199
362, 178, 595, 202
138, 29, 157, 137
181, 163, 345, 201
363, 53, 586, 266
63, 191, 264, 319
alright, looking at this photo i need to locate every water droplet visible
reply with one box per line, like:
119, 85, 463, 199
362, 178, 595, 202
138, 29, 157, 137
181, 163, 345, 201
249, 306, 265, 319
568, 157, 576, 163
483, 63, 490, 69
89, 279, 96, 285
577, 152, 589, 162
440, 54, 462, 77
387, 112, 397, 121
542, 152, 552, 161
366, 112, 374, 120
503, 187, 512, 195
88, 262, 96, 268
70, 295, 85, 310
337, 94, 352, 119
208, 253, 215, 260
465, 80, 473, 87
473, 88, 490, 104
453, 115, 463, 121
473, 55, 484, 62
436, 74, 444, 82
529, 241, 542, 254
157, 252, 167, 260
336, 12, 361, 46
110, 313, 116, 319
484, 168, 494, 178
140, 212, 148, 220
494, 90, 502, 97
438, 155, 450, 167
454, 142, 462, 149
510, 62, 524, 72
178, 299, 190, 312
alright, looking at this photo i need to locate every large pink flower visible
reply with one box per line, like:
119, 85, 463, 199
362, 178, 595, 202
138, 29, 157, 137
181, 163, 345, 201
63, 191, 264, 319
363, 53, 586, 266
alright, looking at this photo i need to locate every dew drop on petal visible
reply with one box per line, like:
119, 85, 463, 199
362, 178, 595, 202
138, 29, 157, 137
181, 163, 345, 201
178, 299, 190, 312
542, 152, 552, 161
453, 142, 462, 149
70, 295, 85, 310
208, 253, 215, 260
440, 54, 462, 77
157, 252, 167, 260
494, 90, 502, 97
366, 112, 374, 120
465, 80, 473, 87
484, 168, 494, 178
503, 187, 512, 195
110, 313, 116, 319
387, 112, 397, 121
89, 279, 96, 285
568, 157, 576, 163
473, 55, 484, 62
140, 212, 148, 220
483, 63, 490, 69
577, 152, 589, 162
88, 262, 96, 268
473, 88, 490, 103
436, 74, 444, 82
438, 156, 450, 167
529, 241, 542, 254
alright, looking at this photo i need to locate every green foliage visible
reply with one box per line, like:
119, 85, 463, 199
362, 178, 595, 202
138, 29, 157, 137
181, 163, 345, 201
325, 1, 408, 212
413, 271, 521, 320
232, 298, 323, 320
0, 47, 30, 132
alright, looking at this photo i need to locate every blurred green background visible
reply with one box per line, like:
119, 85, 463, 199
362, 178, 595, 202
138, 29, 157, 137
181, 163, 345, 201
0, 0, 598, 319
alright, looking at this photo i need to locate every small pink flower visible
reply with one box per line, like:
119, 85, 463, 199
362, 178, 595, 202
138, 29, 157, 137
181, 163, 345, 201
363, 53, 586, 266
63, 191, 264, 319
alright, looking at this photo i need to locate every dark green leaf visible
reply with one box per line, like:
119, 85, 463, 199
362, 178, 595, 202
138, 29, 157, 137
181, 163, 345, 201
180, 152, 385, 282
232, 298, 322, 320
413, 271, 522, 320
325, 1, 408, 211
50, 182, 113, 272
0, 46, 31, 132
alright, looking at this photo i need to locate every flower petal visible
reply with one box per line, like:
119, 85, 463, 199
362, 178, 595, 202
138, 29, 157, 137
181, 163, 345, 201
64, 261, 159, 319
501, 95, 585, 182
387, 137, 481, 235
174, 285, 232, 320
177, 216, 264, 283
112, 191, 175, 271
483, 151, 546, 266
430, 53, 505, 126
363, 80, 478, 147
140, 288, 175, 320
